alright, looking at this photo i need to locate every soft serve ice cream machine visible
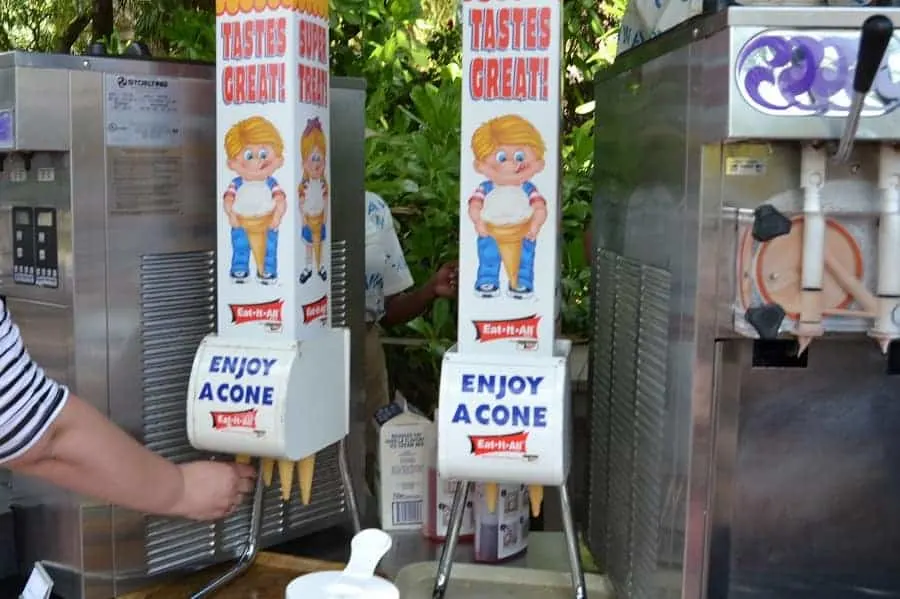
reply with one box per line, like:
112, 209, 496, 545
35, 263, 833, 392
433, 0, 586, 597
587, 6, 900, 599
0, 41, 365, 599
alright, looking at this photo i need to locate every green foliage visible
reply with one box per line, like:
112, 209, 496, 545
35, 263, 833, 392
0, 0, 624, 408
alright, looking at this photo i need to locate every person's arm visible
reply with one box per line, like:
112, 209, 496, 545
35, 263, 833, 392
0, 301, 252, 521
7, 394, 186, 516
381, 282, 438, 328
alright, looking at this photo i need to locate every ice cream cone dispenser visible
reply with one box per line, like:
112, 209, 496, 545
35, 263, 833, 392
431, 0, 587, 597
0, 50, 367, 599
587, 6, 900, 599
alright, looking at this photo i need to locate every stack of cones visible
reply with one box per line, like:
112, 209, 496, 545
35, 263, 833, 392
484, 482, 499, 513
235, 454, 317, 504
482, 482, 544, 517
527, 485, 543, 518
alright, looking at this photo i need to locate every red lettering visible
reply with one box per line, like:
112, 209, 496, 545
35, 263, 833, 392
538, 7, 551, 48
222, 63, 286, 105
467, 6, 552, 51
298, 64, 329, 107
302, 295, 328, 324
219, 17, 287, 60
469, 432, 529, 456
468, 56, 548, 101
497, 8, 510, 49
469, 8, 484, 49
483, 8, 496, 49
211, 409, 258, 431
298, 18, 328, 66
229, 299, 284, 325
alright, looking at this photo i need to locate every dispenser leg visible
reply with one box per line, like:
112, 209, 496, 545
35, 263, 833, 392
191, 463, 265, 599
432, 480, 472, 599
558, 481, 587, 599
338, 436, 362, 534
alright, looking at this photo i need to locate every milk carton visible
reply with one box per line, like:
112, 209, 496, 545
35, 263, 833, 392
373, 393, 430, 530
423, 410, 474, 542
473, 482, 530, 562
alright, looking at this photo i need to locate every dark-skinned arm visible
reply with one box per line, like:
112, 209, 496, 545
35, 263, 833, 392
380, 280, 438, 328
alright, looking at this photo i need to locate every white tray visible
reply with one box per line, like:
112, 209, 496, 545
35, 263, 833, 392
394, 562, 614, 599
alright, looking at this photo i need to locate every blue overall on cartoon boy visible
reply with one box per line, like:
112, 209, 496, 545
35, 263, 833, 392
222, 117, 287, 285
467, 115, 548, 299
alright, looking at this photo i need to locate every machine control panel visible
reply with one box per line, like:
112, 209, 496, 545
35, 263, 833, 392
12, 207, 58, 288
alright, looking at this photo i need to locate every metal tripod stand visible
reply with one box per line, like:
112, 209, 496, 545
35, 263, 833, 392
431, 480, 586, 599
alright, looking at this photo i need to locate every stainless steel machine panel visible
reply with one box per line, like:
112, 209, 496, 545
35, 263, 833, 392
0, 52, 366, 599
588, 8, 900, 599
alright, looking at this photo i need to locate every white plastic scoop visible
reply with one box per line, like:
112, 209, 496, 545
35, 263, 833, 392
285, 529, 398, 599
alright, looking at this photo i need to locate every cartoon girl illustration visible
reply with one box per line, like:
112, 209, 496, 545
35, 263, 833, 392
468, 114, 548, 299
223, 116, 286, 284
298, 117, 329, 284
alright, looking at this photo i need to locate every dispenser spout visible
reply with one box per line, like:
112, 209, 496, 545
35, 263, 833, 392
833, 15, 894, 163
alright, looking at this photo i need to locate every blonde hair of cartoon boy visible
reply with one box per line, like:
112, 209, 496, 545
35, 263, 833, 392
468, 114, 548, 298
298, 117, 329, 283
223, 116, 287, 282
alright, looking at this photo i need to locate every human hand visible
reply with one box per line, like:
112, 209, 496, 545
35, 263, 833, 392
269, 216, 282, 230
526, 227, 540, 240
168, 460, 256, 521
430, 261, 459, 299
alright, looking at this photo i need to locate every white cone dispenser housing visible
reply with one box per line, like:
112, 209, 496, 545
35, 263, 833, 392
186, 0, 349, 505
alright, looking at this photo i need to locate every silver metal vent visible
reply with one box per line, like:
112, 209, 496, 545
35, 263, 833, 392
140, 250, 217, 574
588, 249, 670, 599
587, 248, 617, 564
140, 250, 348, 574
331, 239, 349, 328
631, 264, 669, 599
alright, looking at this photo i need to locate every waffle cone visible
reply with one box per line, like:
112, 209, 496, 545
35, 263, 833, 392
297, 455, 316, 505
528, 485, 544, 517
305, 212, 325, 270
484, 482, 498, 513
485, 221, 529, 289
260, 458, 275, 487
278, 459, 295, 501
237, 214, 272, 274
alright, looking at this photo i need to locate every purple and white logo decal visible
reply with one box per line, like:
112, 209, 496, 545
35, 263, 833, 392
735, 30, 900, 117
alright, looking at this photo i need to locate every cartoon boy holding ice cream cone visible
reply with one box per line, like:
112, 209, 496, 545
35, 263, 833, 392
223, 116, 287, 284
468, 114, 547, 299
298, 117, 329, 284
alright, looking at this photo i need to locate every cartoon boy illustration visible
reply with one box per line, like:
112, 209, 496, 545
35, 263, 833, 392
298, 117, 329, 284
223, 116, 286, 284
468, 114, 547, 299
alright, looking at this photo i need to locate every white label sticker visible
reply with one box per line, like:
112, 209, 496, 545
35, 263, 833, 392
9, 169, 27, 183
726, 157, 767, 176
104, 74, 182, 148
36, 168, 54, 182
20, 562, 53, 599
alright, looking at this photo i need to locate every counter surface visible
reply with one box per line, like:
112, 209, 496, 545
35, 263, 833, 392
0, 528, 576, 598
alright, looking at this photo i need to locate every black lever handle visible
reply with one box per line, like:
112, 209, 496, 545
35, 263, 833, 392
854, 15, 894, 94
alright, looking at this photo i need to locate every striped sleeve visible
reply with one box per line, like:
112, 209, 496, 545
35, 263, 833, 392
0, 299, 69, 464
